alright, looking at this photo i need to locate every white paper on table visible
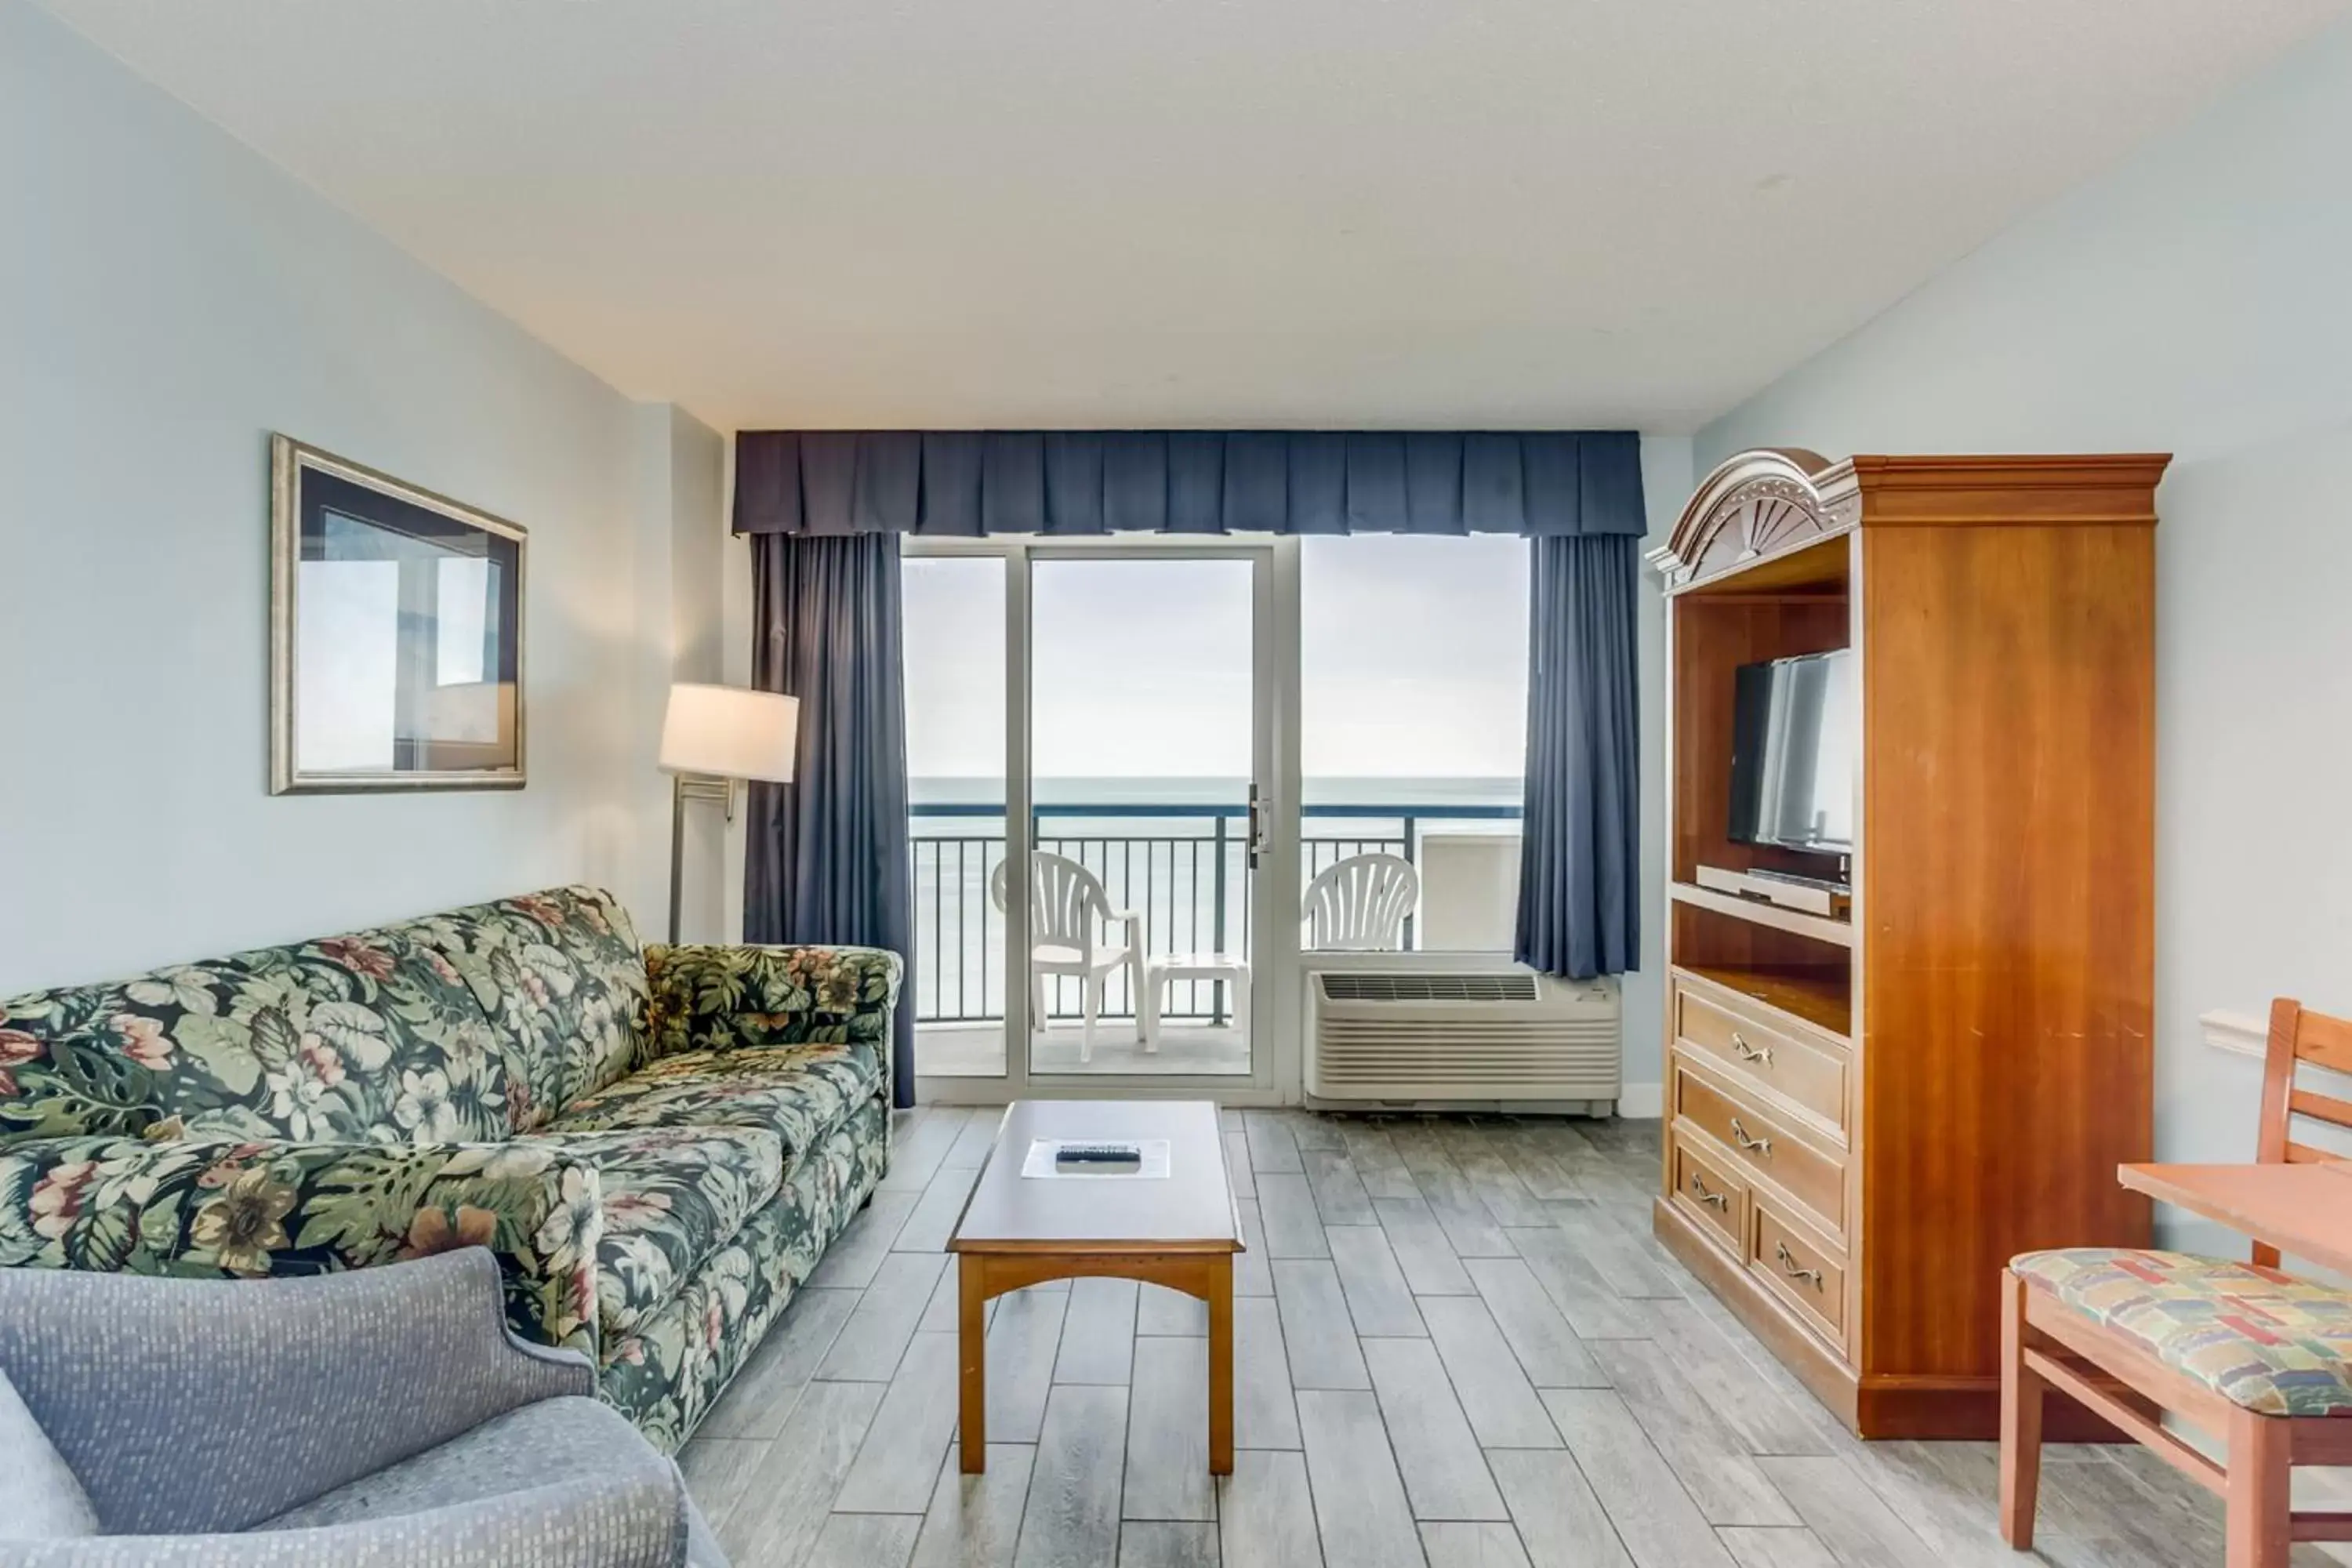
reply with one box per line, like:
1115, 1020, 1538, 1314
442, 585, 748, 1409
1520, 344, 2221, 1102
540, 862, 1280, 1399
1020, 1138, 1173, 1179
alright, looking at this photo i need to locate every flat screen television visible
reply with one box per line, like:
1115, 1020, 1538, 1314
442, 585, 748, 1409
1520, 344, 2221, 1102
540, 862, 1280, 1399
1727, 648, 1855, 857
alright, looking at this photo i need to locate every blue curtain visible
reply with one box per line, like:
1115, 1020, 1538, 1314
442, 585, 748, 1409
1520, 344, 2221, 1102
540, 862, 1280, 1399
1516, 534, 1641, 979
733, 430, 1644, 539
744, 532, 916, 1105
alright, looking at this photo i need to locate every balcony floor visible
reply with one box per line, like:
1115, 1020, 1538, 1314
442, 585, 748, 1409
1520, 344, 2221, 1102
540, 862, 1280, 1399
916, 1020, 1250, 1077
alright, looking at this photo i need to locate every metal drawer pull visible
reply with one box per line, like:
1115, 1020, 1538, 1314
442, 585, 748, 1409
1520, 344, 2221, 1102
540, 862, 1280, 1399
1730, 1031, 1775, 1066
1687, 1173, 1728, 1210
1775, 1241, 1825, 1290
1729, 1118, 1773, 1156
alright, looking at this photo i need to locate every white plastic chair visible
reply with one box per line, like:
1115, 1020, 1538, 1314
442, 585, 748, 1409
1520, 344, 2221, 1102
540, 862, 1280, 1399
990, 851, 1148, 1060
1302, 852, 1421, 951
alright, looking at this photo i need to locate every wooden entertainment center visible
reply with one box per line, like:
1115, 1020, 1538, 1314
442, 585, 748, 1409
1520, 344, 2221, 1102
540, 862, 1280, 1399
1650, 449, 2168, 1439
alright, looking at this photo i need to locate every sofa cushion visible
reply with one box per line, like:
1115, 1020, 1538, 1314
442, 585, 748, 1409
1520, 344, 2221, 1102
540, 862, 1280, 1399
395, 888, 651, 1133
598, 1094, 892, 1453
644, 944, 902, 1061
0, 927, 506, 1145
0, 1366, 100, 1539
2014, 1247, 2352, 1417
526, 1127, 785, 1336
550, 1044, 884, 1162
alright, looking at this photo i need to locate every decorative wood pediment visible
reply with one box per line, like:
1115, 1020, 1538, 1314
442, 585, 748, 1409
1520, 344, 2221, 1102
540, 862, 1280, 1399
1647, 448, 1852, 590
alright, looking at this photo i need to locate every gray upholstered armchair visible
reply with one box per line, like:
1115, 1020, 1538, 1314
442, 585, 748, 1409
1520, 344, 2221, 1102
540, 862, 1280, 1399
0, 1250, 725, 1566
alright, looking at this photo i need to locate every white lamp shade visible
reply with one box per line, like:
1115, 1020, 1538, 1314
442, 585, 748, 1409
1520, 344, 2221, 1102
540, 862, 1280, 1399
659, 684, 799, 783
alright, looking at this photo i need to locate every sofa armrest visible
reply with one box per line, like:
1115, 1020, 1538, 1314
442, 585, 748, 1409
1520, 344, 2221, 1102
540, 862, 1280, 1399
0, 1250, 602, 1537
5, 1471, 689, 1568
0, 1134, 601, 1359
644, 942, 902, 1076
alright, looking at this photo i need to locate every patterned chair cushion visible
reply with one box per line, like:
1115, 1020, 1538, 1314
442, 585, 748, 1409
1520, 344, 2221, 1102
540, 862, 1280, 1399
394, 888, 652, 1134
0, 927, 508, 1145
548, 1044, 884, 1165
2013, 1247, 2352, 1417
524, 1126, 784, 1337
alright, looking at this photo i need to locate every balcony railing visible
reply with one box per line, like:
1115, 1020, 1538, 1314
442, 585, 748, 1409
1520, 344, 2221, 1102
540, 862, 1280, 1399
909, 802, 1521, 1027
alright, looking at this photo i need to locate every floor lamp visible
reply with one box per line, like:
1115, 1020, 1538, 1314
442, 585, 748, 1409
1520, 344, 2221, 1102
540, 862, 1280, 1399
658, 682, 799, 945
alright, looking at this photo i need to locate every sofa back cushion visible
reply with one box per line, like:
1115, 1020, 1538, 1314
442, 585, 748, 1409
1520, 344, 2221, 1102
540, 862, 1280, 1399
391, 887, 649, 1133
0, 927, 509, 1145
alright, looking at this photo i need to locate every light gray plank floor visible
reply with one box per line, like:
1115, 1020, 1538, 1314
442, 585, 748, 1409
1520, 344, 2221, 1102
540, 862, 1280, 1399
684, 1105, 2333, 1568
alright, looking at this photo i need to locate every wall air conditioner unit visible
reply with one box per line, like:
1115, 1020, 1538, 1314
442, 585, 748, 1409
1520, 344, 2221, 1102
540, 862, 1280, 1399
1305, 970, 1621, 1114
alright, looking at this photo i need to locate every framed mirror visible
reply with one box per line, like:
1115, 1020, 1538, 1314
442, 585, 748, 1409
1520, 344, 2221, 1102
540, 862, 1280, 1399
270, 435, 526, 793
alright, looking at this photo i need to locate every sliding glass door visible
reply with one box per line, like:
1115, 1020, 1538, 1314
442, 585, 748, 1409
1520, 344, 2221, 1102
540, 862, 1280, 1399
1028, 554, 1263, 1078
907, 539, 1283, 1103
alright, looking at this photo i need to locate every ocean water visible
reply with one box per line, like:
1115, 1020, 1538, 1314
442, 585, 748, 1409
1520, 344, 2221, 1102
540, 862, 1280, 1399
908, 775, 1521, 1023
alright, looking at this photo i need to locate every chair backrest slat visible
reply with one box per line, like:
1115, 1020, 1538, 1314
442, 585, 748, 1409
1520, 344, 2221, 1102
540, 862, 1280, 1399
1301, 853, 1420, 953
2288, 1087, 2352, 1129
990, 851, 1111, 956
2296, 1010, 2352, 1076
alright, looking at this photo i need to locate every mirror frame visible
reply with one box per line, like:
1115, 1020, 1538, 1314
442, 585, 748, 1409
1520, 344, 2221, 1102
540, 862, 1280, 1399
268, 434, 528, 795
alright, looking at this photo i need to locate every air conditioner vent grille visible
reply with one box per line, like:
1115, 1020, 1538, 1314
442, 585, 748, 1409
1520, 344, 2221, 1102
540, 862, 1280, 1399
1319, 972, 1538, 1004
1308, 967, 1619, 1105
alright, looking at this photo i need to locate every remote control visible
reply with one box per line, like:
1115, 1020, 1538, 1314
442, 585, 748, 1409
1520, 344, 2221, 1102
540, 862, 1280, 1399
1055, 1142, 1142, 1163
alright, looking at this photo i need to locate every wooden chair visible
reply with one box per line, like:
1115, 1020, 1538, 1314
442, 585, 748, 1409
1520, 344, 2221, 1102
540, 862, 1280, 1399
2000, 997, 2352, 1566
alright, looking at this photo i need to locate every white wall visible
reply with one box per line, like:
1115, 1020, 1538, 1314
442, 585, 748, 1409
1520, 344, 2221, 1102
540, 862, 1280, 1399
0, 0, 707, 990
1624, 435, 1693, 1117
636, 405, 731, 943
720, 443, 756, 948
1697, 19, 2352, 1225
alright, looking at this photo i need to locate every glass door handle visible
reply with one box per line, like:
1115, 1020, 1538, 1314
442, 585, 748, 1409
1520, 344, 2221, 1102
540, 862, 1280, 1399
1246, 784, 1267, 869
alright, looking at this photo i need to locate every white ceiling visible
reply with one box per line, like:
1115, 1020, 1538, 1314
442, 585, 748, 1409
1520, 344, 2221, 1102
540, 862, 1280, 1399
40, 0, 2350, 433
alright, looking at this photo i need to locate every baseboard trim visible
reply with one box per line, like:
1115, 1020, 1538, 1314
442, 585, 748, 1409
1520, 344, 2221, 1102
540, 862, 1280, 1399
1618, 1081, 1663, 1118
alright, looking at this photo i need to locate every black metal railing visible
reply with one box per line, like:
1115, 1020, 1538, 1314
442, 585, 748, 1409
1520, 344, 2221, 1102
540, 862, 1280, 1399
909, 802, 1520, 1028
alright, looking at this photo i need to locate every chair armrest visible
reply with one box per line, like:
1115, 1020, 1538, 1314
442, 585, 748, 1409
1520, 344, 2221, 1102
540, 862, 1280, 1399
0, 1134, 601, 1359
0, 1250, 602, 1537
9, 1467, 688, 1568
643, 943, 903, 1060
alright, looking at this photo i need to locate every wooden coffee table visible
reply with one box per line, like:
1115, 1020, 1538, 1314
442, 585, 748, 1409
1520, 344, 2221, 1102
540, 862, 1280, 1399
948, 1099, 1242, 1475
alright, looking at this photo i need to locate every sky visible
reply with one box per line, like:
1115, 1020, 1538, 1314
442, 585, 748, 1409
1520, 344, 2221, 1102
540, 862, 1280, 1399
902, 535, 1530, 786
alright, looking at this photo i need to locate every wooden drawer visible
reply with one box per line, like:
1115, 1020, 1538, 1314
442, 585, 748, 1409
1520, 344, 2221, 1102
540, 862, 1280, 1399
1672, 1059, 1845, 1234
1667, 1125, 1748, 1257
1749, 1197, 1846, 1350
1674, 979, 1849, 1136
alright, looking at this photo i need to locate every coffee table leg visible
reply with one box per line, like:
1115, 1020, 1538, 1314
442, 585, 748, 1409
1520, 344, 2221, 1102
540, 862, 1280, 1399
1207, 1254, 1234, 1475
960, 1255, 987, 1473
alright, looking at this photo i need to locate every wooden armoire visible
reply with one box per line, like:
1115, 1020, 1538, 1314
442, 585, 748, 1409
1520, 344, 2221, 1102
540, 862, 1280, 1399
1649, 449, 2166, 1439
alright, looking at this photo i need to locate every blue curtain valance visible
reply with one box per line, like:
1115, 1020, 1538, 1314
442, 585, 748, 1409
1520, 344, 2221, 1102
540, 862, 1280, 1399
733, 430, 1644, 539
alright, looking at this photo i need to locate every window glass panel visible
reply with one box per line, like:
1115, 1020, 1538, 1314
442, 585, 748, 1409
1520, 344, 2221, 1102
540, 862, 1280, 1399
1301, 535, 1529, 952
1028, 558, 1254, 1076
905, 556, 1008, 1076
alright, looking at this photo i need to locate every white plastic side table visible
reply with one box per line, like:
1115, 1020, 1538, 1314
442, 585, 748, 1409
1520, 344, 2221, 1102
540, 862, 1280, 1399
1140, 953, 1250, 1049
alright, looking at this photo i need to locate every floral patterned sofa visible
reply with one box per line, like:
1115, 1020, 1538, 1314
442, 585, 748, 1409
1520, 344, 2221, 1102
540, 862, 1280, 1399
0, 886, 901, 1454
